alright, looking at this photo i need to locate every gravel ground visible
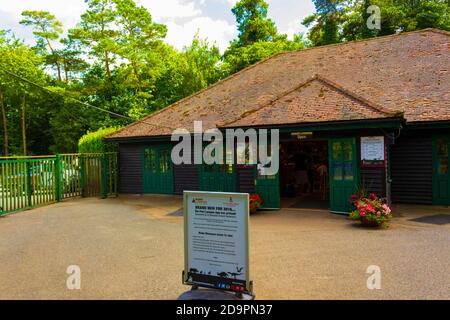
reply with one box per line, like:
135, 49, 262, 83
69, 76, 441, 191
0, 195, 449, 300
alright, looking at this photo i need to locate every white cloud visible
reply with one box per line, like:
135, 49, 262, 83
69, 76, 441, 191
0, 0, 87, 48
138, 0, 201, 20
165, 16, 236, 52
0, 0, 314, 52
0, 0, 86, 29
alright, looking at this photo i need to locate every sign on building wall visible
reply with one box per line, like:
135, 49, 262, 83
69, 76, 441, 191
183, 191, 252, 294
361, 136, 386, 167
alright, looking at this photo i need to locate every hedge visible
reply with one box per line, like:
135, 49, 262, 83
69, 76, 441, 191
78, 127, 120, 153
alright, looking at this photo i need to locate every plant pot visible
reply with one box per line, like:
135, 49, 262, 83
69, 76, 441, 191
360, 217, 383, 227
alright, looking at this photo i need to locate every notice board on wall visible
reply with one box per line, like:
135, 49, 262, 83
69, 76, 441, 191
361, 136, 386, 168
182, 191, 252, 294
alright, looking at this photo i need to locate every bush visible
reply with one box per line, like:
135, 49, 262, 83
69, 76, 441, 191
78, 127, 120, 153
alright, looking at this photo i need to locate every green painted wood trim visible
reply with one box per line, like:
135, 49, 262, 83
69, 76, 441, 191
55, 154, 62, 202
432, 135, 450, 205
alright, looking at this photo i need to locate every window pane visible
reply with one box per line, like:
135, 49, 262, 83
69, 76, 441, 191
344, 162, 354, 181
333, 163, 343, 181
332, 142, 342, 161
437, 139, 448, 156
343, 142, 353, 161
159, 150, 170, 173
438, 157, 448, 175
144, 148, 157, 173
219, 164, 233, 174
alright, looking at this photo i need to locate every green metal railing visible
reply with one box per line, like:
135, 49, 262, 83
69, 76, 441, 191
0, 153, 117, 215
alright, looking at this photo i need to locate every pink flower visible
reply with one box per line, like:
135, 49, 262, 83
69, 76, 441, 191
382, 204, 391, 214
360, 210, 366, 217
377, 211, 381, 216
366, 204, 376, 213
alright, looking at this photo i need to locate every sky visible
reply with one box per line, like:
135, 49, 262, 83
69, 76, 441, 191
0, 0, 315, 52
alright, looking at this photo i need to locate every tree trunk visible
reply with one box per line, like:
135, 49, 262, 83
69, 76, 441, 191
21, 95, 27, 156
131, 61, 140, 94
55, 60, 62, 82
46, 38, 62, 82
63, 58, 69, 83
0, 86, 8, 156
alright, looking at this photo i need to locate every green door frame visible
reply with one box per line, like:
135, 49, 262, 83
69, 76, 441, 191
432, 135, 450, 205
328, 137, 359, 214
142, 144, 174, 194
254, 165, 280, 209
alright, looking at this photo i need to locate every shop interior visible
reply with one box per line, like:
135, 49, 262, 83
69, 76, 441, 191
280, 138, 329, 209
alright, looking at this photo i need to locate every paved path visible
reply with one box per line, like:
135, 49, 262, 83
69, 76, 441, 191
0, 195, 449, 299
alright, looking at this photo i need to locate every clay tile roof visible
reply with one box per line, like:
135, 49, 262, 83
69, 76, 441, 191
224, 75, 400, 128
107, 29, 450, 139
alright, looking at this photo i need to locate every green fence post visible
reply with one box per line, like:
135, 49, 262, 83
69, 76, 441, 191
101, 154, 108, 199
56, 154, 62, 201
25, 161, 32, 207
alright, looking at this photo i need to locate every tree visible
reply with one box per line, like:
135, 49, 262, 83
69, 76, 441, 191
303, 0, 350, 46
20, 11, 64, 81
179, 34, 222, 97
59, 37, 89, 83
231, 0, 280, 47
113, 0, 167, 95
70, 0, 118, 81
305, 0, 450, 45
224, 0, 307, 73
0, 31, 45, 156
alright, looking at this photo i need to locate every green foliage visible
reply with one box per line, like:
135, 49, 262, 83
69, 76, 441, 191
78, 127, 120, 153
0, 0, 448, 158
232, 0, 280, 47
224, 0, 308, 73
306, 0, 450, 45
223, 38, 306, 74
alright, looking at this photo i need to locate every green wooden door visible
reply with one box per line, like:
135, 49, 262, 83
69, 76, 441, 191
433, 136, 450, 205
143, 145, 173, 194
329, 138, 358, 214
200, 162, 236, 192
255, 164, 280, 209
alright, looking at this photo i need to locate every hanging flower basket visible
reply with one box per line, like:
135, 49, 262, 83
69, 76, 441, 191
349, 192, 392, 227
249, 193, 263, 214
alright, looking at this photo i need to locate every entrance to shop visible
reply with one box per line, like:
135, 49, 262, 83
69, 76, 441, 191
280, 139, 329, 210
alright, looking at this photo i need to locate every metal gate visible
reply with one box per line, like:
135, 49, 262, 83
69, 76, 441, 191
0, 153, 117, 215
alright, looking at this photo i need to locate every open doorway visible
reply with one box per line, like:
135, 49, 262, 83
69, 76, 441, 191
280, 139, 329, 209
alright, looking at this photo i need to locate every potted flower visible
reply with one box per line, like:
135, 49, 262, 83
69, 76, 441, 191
350, 192, 392, 227
249, 193, 263, 214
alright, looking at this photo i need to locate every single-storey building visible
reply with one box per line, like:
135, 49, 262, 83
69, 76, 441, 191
105, 28, 450, 214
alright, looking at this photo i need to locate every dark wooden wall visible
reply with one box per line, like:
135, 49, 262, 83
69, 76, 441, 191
173, 164, 199, 195
361, 168, 386, 197
118, 143, 143, 193
390, 133, 433, 204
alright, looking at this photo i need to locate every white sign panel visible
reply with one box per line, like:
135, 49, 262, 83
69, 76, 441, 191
183, 191, 250, 294
361, 136, 385, 161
